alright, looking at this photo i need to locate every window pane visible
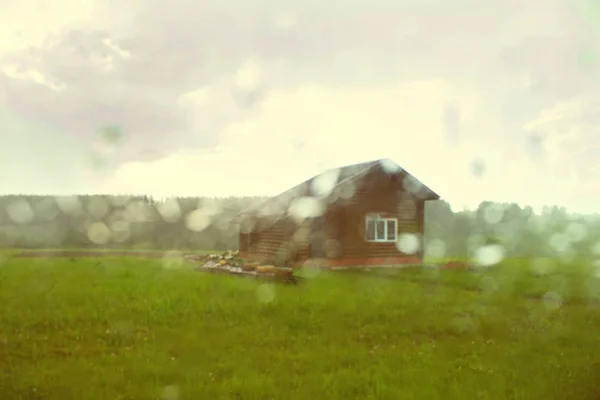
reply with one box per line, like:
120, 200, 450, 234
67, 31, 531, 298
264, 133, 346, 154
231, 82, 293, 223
376, 220, 386, 240
366, 219, 376, 240
386, 220, 396, 240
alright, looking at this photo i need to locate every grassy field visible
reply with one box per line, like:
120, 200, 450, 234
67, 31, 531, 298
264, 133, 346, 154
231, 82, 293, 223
1, 254, 600, 399
6, 248, 219, 255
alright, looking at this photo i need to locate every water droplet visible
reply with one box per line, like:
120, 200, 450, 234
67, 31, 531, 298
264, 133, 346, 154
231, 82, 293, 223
402, 176, 423, 195
87, 222, 111, 245
185, 209, 212, 232
530, 257, 556, 276
549, 233, 571, 254
480, 276, 499, 294
482, 203, 504, 225
96, 125, 125, 145
6, 199, 35, 224
125, 201, 153, 223
157, 199, 182, 223
292, 226, 311, 244
396, 233, 420, 254
162, 250, 184, 269
543, 291, 562, 310
426, 238, 446, 258
288, 197, 324, 222
256, 283, 276, 303
379, 159, 402, 174
467, 234, 486, 254
565, 221, 587, 242
470, 158, 486, 177
215, 218, 230, 232
338, 182, 356, 199
109, 196, 131, 207
452, 315, 475, 333
33, 198, 60, 222
235, 58, 261, 92
591, 241, 600, 256
161, 385, 180, 400
324, 238, 342, 258
473, 244, 505, 267
86, 197, 109, 219
525, 132, 544, 158
301, 259, 322, 279
311, 168, 340, 198
201, 199, 222, 215
89, 153, 111, 171
109, 220, 131, 243
240, 217, 256, 234
55, 196, 83, 215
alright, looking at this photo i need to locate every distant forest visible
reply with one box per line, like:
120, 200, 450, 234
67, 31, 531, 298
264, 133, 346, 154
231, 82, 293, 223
0, 195, 599, 259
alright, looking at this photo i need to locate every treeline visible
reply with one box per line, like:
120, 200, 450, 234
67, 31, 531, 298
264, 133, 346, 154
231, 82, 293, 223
425, 201, 600, 259
0, 195, 266, 251
0, 195, 599, 259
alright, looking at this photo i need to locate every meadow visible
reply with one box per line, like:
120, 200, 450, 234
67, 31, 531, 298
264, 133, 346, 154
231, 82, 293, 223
1, 252, 600, 399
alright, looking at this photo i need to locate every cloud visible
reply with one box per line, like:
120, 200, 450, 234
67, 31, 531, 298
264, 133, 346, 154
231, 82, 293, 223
100, 79, 600, 213
1, 0, 599, 213
2, 0, 594, 159
99, 80, 459, 195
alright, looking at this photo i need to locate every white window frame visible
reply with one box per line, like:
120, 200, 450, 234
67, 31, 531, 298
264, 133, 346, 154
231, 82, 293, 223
365, 214, 397, 242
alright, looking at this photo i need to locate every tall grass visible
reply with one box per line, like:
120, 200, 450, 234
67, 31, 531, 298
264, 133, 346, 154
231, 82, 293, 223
1, 255, 599, 399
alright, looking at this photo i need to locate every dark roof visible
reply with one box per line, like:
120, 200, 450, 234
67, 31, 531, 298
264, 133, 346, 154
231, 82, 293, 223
234, 158, 440, 222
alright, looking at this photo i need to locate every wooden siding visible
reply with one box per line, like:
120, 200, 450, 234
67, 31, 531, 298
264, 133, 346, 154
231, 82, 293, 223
416, 200, 425, 260
240, 161, 434, 266
241, 217, 310, 266
239, 232, 249, 252
324, 165, 426, 261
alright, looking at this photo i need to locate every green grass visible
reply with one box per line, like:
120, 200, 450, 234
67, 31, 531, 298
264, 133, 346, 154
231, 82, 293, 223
339, 257, 600, 305
1, 256, 600, 399
3, 248, 219, 254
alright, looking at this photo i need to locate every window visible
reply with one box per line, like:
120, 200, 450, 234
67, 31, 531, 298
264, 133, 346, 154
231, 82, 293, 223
365, 215, 397, 242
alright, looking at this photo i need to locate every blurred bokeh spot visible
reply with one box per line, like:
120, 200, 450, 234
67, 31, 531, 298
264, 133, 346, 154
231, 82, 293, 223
97, 125, 125, 145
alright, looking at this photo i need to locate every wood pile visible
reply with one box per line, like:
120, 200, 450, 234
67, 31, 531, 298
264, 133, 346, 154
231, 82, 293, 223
184, 250, 243, 269
185, 250, 302, 284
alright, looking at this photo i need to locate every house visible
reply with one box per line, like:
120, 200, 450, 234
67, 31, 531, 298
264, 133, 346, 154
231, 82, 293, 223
235, 158, 441, 268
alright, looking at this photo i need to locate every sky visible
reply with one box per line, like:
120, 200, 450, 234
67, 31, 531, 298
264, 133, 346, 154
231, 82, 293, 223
1, 0, 600, 214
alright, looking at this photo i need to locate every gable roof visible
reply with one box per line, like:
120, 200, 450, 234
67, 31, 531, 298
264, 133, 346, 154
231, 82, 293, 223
234, 158, 440, 222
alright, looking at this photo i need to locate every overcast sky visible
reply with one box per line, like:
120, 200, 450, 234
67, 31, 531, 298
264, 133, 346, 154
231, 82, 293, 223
1, 0, 599, 214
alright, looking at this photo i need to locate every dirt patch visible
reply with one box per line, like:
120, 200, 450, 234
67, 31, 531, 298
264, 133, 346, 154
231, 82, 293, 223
13, 251, 167, 258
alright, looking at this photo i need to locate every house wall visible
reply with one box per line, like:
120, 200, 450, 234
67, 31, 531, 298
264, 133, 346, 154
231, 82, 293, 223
240, 164, 433, 268
239, 216, 310, 266
319, 165, 426, 266
239, 233, 249, 252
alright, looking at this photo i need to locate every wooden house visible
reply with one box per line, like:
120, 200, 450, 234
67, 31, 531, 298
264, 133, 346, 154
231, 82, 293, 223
235, 158, 440, 268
